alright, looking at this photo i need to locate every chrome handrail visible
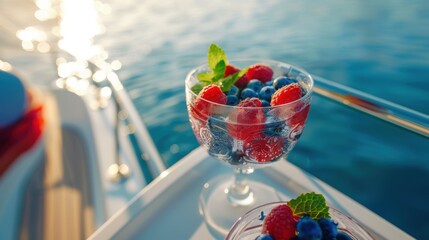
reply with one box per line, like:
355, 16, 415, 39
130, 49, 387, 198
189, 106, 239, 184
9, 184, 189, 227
86, 58, 167, 179
313, 76, 429, 139
104, 65, 167, 177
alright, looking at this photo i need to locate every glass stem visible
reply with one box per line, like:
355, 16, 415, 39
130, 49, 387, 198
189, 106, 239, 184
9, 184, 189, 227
227, 167, 255, 206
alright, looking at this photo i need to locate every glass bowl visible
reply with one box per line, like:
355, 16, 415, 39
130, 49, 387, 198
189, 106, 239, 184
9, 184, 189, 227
185, 59, 314, 237
226, 201, 374, 240
185, 59, 313, 169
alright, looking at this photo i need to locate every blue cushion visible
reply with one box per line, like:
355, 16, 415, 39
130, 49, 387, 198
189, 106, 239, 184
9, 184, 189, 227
0, 70, 28, 128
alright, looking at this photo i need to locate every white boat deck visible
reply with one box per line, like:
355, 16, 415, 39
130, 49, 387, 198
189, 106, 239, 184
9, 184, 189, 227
89, 147, 414, 240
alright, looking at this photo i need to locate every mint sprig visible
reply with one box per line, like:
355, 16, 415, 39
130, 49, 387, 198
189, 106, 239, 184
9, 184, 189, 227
193, 43, 246, 94
287, 192, 331, 220
208, 44, 227, 72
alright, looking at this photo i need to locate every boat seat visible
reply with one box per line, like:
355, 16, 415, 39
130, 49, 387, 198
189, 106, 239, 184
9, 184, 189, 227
0, 88, 99, 240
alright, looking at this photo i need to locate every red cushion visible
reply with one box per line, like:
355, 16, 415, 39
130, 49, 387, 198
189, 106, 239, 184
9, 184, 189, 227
0, 106, 44, 177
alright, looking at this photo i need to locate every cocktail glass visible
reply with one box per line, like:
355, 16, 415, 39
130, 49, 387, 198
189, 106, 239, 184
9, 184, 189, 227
226, 201, 374, 240
185, 59, 313, 236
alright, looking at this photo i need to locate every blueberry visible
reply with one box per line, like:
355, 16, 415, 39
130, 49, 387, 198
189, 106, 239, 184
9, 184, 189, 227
318, 218, 338, 239
208, 140, 232, 158
207, 115, 227, 139
255, 234, 274, 240
227, 95, 239, 106
258, 211, 265, 220
273, 76, 295, 89
296, 215, 323, 240
246, 79, 264, 92
206, 140, 232, 158
336, 232, 352, 240
259, 86, 276, 102
261, 100, 270, 107
207, 115, 232, 158
265, 81, 273, 86
229, 151, 245, 165
226, 85, 239, 96
240, 88, 258, 99
263, 115, 285, 137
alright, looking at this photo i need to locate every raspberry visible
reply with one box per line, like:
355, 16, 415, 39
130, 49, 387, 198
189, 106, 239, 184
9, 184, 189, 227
270, 83, 302, 106
224, 64, 251, 89
262, 204, 297, 240
290, 104, 310, 127
246, 64, 274, 83
191, 85, 227, 121
224, 64, 240, 77
199, 84, 227, 104
234, 74, 249, 88
244, 135, 284, 162
227, 98, 265, 140
236, 96, 262, 108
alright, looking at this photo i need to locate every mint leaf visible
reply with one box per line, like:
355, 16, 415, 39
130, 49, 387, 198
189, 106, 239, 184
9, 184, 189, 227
287, 192, 330, 220
212, 60, 226, 81
193, 43, 247, 94
216, 68, 248, 92
208, 43, 227, 71
191, 84, 204, 94
197, 72, 215, 83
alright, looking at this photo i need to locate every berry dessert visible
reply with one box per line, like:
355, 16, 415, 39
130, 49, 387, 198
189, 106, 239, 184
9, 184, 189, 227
226, 193, 373, 240
186, 43, 312, 165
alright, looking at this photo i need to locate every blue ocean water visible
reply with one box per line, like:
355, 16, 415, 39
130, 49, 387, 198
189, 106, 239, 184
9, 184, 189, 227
98, 0, 429, 238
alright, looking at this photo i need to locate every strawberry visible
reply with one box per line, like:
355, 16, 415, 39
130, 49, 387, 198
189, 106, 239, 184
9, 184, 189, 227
246, 64, 274, 83
191, 85, 227, 122
262, 204, 297, 240
244, 135, 284, 162
270, 83, 302, 106
227, 98, 265, 140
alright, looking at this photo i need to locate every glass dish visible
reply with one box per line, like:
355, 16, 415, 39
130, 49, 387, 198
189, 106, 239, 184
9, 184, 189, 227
226, 201, 374, 240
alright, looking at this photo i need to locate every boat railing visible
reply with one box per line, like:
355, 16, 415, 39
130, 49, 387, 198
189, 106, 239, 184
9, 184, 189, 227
94, 59, 167, 179
313, 76, 429, 139
54, 53, 167, 182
